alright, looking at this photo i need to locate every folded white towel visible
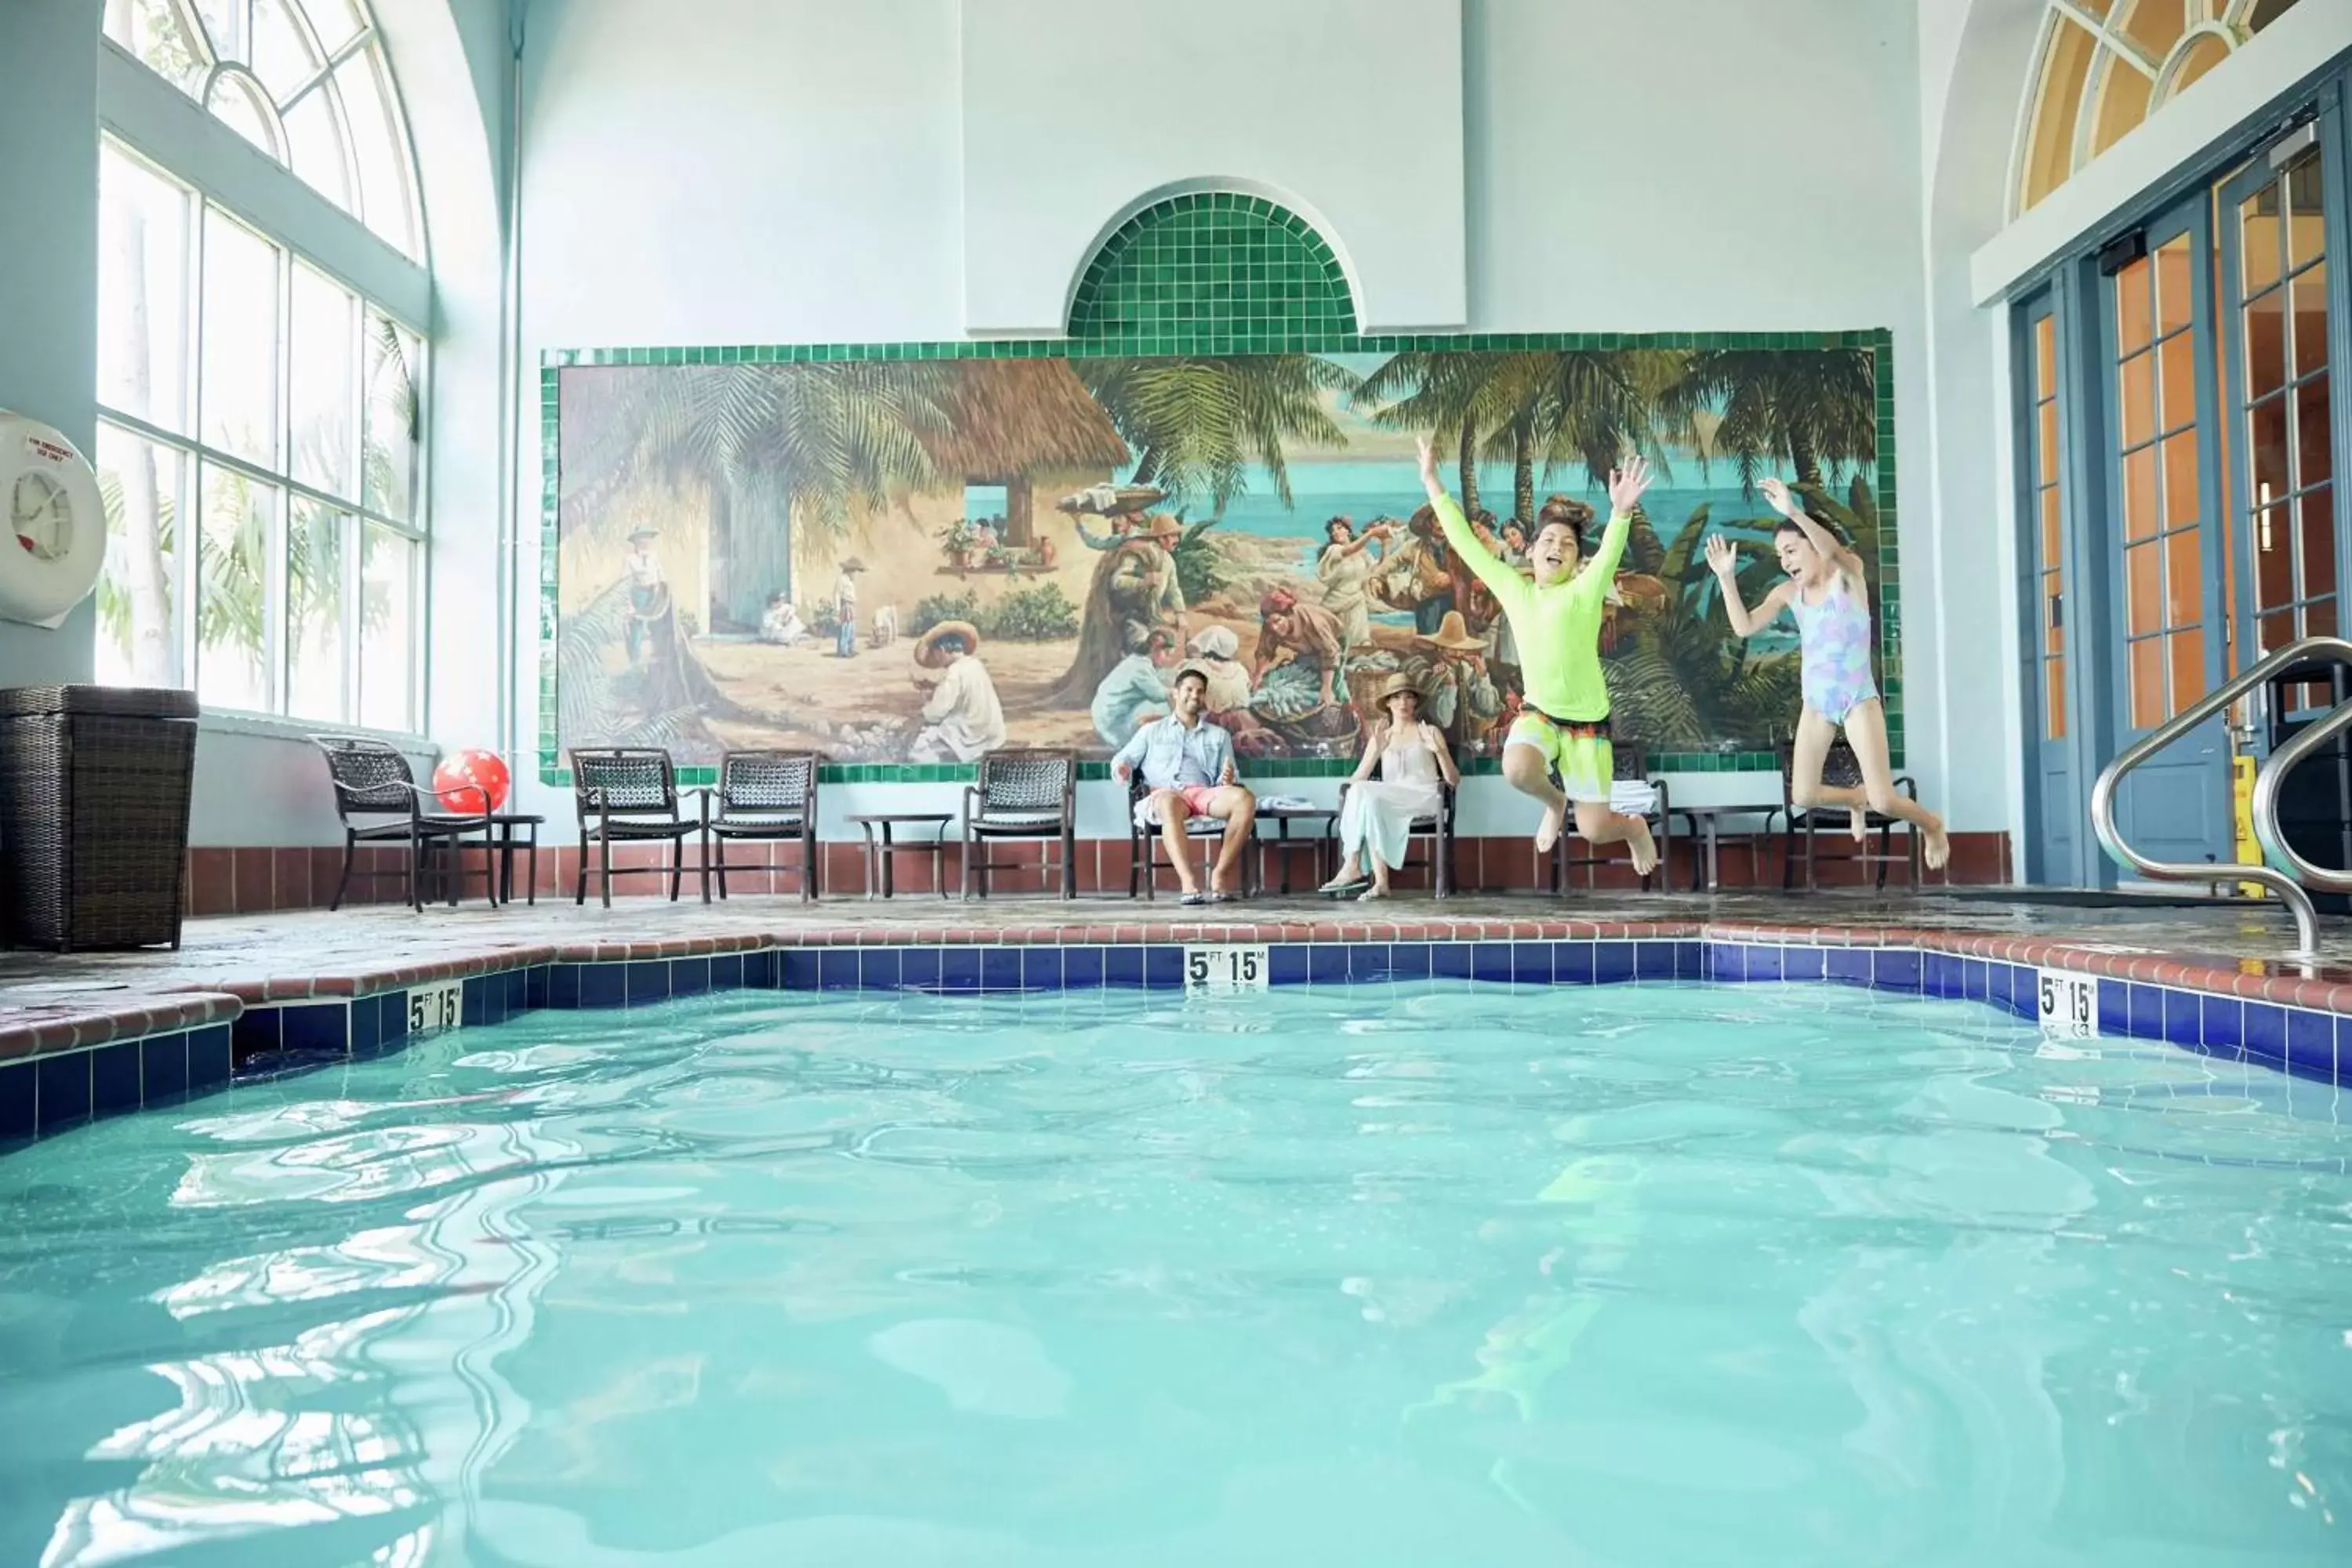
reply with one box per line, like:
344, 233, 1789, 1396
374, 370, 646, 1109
1610, 779, 1658, 818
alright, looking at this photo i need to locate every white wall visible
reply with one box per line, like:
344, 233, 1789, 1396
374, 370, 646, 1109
510, 0, 1998, 840
0, 2, 99, 692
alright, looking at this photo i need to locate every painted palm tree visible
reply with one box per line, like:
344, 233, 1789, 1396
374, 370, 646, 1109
1070, 354, 1360, 514
1661, 347, 1876, 488
1604, 503, 1803, 750
1352, 350, 1511, 511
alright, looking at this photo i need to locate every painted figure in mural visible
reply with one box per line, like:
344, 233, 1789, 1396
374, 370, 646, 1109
1186, 624, 1254, 716
1091, 625, 1178, 746
1417, 435, 1659, 873
908, 620, 1007, 762
1708, 476, 1951, 869
1044, 510, 1210, 708
1402, 610, 1504, 750
1112, 666, 1257, 906
1316, 515, 1393, 651
1250, 587, 1347, 720
871, 602, 898, 649
833, 557, 866, 659
1370, 506, 1459, 635
759, 592, 811, 646
622, 526, 665, 666
1323, 674, 1459, 902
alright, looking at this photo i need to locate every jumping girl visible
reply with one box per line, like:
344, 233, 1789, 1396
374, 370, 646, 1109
1705, 476, 1949, 869
1415, 437, 1658, 874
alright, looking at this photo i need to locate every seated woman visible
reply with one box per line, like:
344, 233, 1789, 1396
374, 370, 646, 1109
1322, 675, 1459, 901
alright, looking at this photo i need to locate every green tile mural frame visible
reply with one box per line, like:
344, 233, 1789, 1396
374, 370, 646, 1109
539, 197, 1899, 787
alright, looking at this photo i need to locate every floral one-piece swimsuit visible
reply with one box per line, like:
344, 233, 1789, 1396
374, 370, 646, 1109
1789, 575, 1878, 725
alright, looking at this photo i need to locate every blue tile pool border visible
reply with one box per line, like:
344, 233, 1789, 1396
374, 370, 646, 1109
3, 938, 2345, 1144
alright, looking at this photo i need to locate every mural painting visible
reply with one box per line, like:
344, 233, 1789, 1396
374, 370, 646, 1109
552, 343, 1886, 766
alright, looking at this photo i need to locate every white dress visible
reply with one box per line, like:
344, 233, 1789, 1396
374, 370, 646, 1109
1340, 728, 1446, 870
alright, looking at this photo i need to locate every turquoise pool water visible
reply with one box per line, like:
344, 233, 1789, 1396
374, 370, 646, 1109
0, 981, 2347, 1566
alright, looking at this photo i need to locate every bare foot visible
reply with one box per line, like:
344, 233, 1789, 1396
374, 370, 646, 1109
1359, 884, 1388, 902
1922, 819, 1951, 871
1534, 800, 1566, 855
1626, 818, 1658, 877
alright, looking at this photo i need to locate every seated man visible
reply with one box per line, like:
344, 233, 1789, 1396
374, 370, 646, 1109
1110, 665, 1257, 905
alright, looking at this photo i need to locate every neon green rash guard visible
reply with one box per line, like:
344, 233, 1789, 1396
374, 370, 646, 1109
1432, 492, 1629, 723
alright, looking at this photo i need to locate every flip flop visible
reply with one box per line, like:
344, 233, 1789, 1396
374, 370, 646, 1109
1319, 877, 1370, 897
1179, 891, 1209, 906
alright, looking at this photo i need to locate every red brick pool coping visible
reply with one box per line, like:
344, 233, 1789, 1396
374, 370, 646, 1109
5, 914, 2347, 1062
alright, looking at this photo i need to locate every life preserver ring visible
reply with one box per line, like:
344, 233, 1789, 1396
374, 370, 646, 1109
0, 412, 107, 629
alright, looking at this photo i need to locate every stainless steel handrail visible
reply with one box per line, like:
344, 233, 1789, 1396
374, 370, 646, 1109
2251, 695, 2352, 895
2089, 634, 2352, 960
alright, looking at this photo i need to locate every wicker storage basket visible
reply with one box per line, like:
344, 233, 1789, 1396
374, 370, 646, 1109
0, 686, 199, 951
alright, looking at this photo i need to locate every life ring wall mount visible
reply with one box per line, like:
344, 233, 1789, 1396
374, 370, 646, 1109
0, 411, 107, 630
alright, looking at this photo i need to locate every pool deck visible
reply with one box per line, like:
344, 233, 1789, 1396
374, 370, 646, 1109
5, 887, 2352, 1060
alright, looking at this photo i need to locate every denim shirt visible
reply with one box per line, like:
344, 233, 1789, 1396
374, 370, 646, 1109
1111, 713, 1233, 790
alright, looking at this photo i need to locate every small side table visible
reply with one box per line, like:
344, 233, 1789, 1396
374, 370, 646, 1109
487, 812, 543, 905
849, 812, 952, 898
1256, 806, 1338, 895
1671, 805, 1780, 891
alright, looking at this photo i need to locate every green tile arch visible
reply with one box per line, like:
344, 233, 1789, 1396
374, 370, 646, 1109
1065, 191, 1357, 348
539, 330, 1899, 783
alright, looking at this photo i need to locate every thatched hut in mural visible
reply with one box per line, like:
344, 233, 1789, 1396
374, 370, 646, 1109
919, 360, 1131, 547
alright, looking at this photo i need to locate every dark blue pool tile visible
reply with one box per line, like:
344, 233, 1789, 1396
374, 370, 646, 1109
2199, 995, 2244, 1056
510, 967, 535, 1012
1872, 950, 1921, 993
982, 948, 1024, 991
279, 1003, 348, 1054
1711, 944, 1748, 982
1512, 943, 1550, 984
141, 1033, 188, 1099
672, 956, 712, 997
1266, 944, 1306, 985
1675, 942, 1704, 979
1142, 946, 1182, 989
939, 948, 983, 992
626, 961, 672, 1005
0, 1062, 31, 1139
2125, 984, 2165, 1041
1018, 947, 1059, 989
90, 1043, 140, 1115
1782, 946, 1826, 982
1923, 953, 1958, 998
1824, 947, 1871, 986
779, 951, 821, 991
708, 953, 742, 993
1962, 960, 1989, 1003
862, 949, 906, 989
577, 964, 626, 1008
37, 1052, 89, 1127
2286, 1010, 2336, 1081
1748, 946, 1787, 983
189, 1025, 232, 1091
1352, 944, 1395, 982
545, 964, 580, 1010
2241, 1001, 2287, 1065
522, 965, 549, 1010
898, 947, 942, 989
2096, 979, 2131, 1036
2162, 989, 2205, 1047
230, 1007, 281, 1059
348, 998, 383, 1057
461, 977, 492, 1028
1062, 946, 1103, 988
742, 949, 779, 989
1388, 943, 1432, 979
1473, 943, 1514, 982
1432, 942, 1472, 980
1103, 946, 1142, 987
1592, 942, 1634, 985
817, 950, 859, 991
1634, 942, 1677, 982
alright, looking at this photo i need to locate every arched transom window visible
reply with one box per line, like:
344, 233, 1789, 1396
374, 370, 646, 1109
2015, 0, 2306, 216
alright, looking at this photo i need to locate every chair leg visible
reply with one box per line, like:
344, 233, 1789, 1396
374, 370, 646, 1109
575, 836, 589, 905
1062, 827, 1076, 899
332, 833, 356, 913
527, 834, 538, 906
408, 833, 425, 913
670, 837, 684, 902
599, 837, 613, 909
702, 828, 714, 903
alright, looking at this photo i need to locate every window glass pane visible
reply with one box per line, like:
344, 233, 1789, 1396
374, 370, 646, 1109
2169, 31, 2229, 95
2249, 392, 2290, 508
2164, 524, 2201, 624
2024, 17, 2100, 210
301, 0, 368, 53
97, 145, 191, 436
282, 89, 354, 213
2245, 279, 2286, 401
2289, 260, 2328, 380
2047, 650, 2068, 739
2285, 148, 2325, 270
252, 0, 322, 101
2038, 401, 2059, 484
336, 52, 417, 257
2120, 0, 2186, 60
2154, 234, 2193, 336
2035, 315, 2057, 397
2298, 375, 2332, 489
287, 498, 347, 720
2299, 485, 2336, 603
2156, 335, 2195, 431
2118, 350, 2154, 445
2241, 187, 2282, 295
2040, 485, 2062, 568
2253, 503, 2292, 610
199, 209, 281, 468
2091, 56, 2152, 158
359, 525, 416, 731
2167, 625, 2205, 709
205, 71, 284, 163
2129, 635, 2165, 727
2126, 540, 2161, 634
105, 0, 208, 95
196, 464, 276, 713
365, 311, 419, 521
93, 425, 183, 689
2122, 445, 2158, 539
2116, 257, 2154, 352
2159, 430, 2198, 527
291, 262, 358, 498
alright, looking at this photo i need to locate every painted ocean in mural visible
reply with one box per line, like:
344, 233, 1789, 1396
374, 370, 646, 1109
552, 345, 1886, 764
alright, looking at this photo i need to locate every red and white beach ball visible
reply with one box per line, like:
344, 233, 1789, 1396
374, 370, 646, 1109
433, 750, 511, 815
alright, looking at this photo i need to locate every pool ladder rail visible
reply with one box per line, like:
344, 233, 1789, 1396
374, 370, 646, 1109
2091, 634, 2352, 960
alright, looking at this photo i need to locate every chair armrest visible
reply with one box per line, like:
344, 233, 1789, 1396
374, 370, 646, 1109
1650, 776, 1671, 819
1896, 775, 1918, 800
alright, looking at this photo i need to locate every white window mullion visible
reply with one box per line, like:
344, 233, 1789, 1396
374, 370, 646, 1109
344, 291, 366, 724
183, 198, 208, 692
264, 238, 292, 715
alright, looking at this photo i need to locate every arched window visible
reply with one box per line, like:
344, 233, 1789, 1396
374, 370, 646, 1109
94, 0, 428, 732
2014, 0, 2307, 216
